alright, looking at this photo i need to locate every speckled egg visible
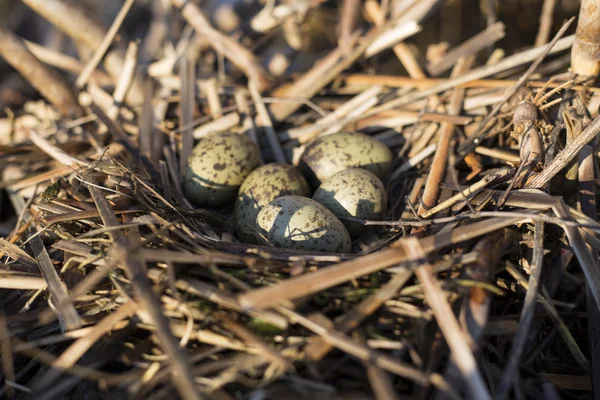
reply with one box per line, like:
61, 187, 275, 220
313, 168, 387, 237
300, 132, 393, 186
183, 133, 260, 207
233, 163, 311, 243
256, 196, 351, 253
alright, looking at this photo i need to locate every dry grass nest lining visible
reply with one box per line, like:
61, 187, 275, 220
0, 0, 600, 399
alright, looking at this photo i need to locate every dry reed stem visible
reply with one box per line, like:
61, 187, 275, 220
458, 17, 574, 157
553, 201, 600, 314
107, 40, 139, 121
578, 144, 600, 395
535, 0, 558, 47
75, 0, 135, 89
0, 26, 82, 117
249, 82, 287, 164
24, 40, 112, 85
571, 0, 600, 77
269, 29, 377, 121
34, 301, 137, 390
369, 34, 575, 116
28, 229, 82, 331
339, 74, 600, 92
172, 0, 270, 92
421, 170, 504, 218
305, 268, 413, 361
180, 54, 195, 175
20, 0, 145, 104
495, 221, 544, 399
87, 185, 204, 400
238, 213, 530, 310
403, 238, 491, 400
427, 22, 505, 77
527, 113, 600, 188
419, 56, 474, 213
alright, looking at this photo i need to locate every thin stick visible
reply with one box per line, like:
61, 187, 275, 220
171, 0, 270, 92
404, 238, 491, 400
248, 82, 287, 164
107, 40, 139, 121
0, 26, 82, 117
427, 22, 505, 77
238, 213, 530, 310
389, 143, 437, 180
28, 229, 82, 331
87, 185, 204, 400
458, 17, 575, 157
369, 34, 575, 117
76, 0, 135, 89
419, 56, 474, 213
421, 171, 502, 218
495, 221, 544, 399
34, 301, 137, 390
527, 114, 600, 188
535, 0, 557, 47
269, 29, 378, 121
180, 54, 195, 175
553, 201, 600, 314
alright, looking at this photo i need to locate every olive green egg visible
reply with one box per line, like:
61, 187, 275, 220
312, 168, 387, 237
183, 133, 260, 207
300, 132, 393, 186
233, 163, 311, 243
256, 196, 351, 253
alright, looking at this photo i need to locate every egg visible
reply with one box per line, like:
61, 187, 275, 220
183, 133, 260, 207
300, 132, 393, 186
312, 168, 387, 237
233, 163, 311, 243
256, 196, 351, 253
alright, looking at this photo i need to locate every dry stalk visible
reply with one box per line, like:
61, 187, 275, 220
402, 238, 491, 400
527, 113, 600, 188
0, 26, 82, 117
19, 0, 145, 104
571, 0, 600, 77
535, 0, 558, 47
426, 22, 505, 77
419, 55, 474, 214
495, 221, 544, 399
238, 212, 531, 310
75, 0, 135, 89
171, 0, 270, 92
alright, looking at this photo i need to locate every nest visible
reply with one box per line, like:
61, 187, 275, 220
0, 0, 599, 399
